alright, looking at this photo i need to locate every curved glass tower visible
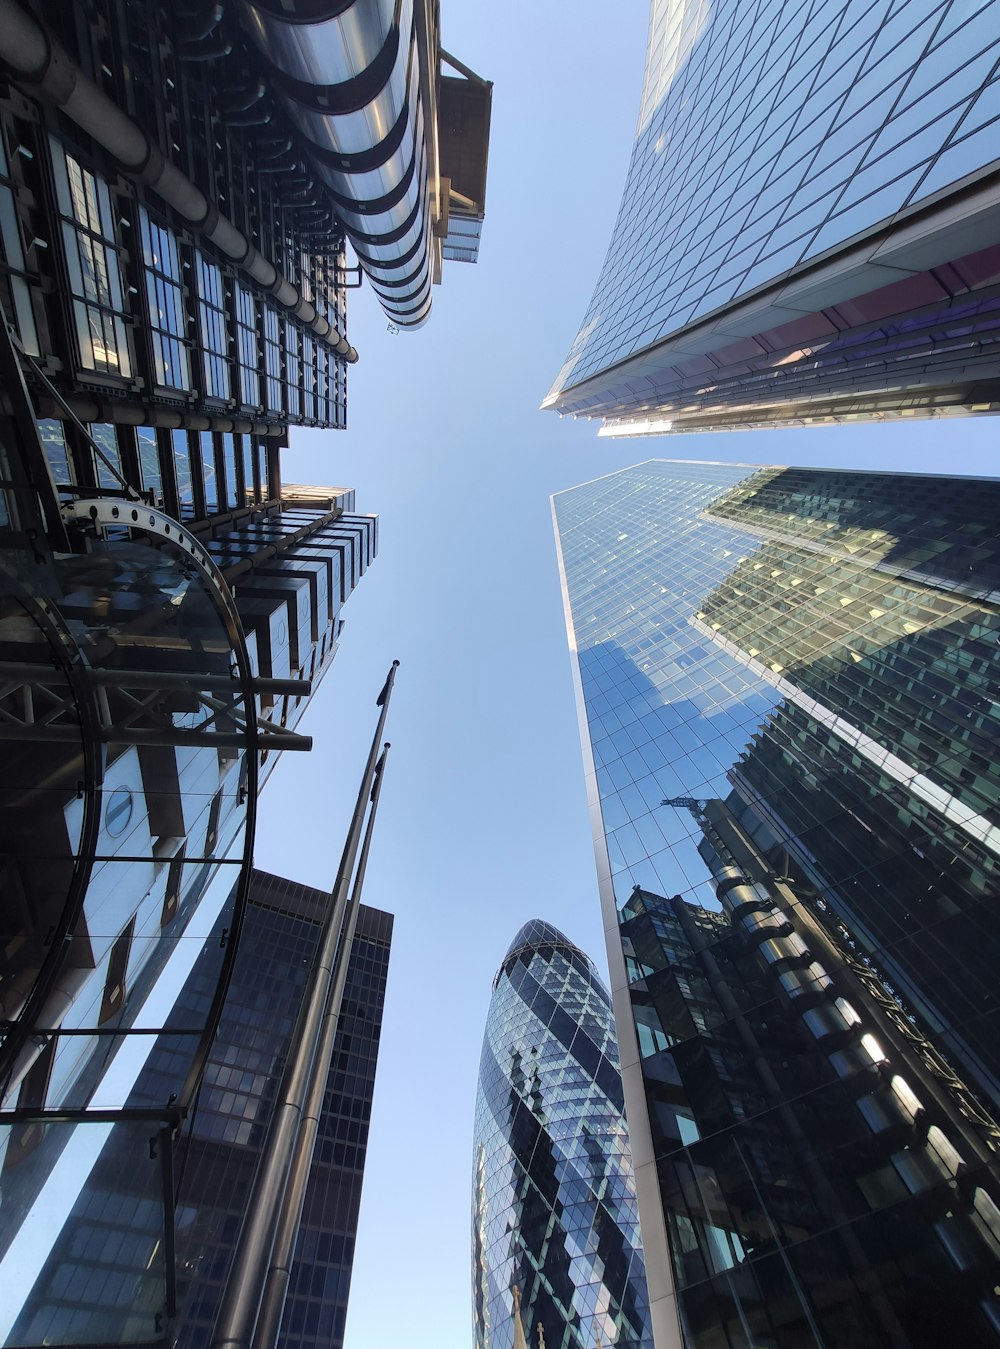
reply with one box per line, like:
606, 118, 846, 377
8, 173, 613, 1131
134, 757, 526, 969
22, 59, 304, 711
472, 919, 653, 1349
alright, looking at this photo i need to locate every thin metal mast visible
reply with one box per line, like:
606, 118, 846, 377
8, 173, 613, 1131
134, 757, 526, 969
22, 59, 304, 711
250, 740, 392, 1349
211, 661, 399, 1349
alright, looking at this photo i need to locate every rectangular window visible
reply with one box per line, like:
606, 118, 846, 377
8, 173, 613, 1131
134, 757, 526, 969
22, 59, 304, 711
314, 343, 328, 424
0, 135, 39, 355
37, 418, 72, 484
197, 252, 230, 400
222, 432, 239, 509
301, 332, 315, 420
242, 436, 257, 504
89, 422, 122, 491
171, 428, 195, 517
51, 140, 131, 377
139, 208, 189, 390
137, 427, 162, 499
263, 306, 283, 413
284, 320, 300, 418
235, 282, 260, 408
200, 431, 218, 513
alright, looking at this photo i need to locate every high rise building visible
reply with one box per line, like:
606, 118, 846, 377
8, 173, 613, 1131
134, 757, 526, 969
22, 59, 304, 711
0, 0, 472, 1243
543, 0, 1000, 435
552, 460, 1000, 1346
3, 869, 392, 1349
0, 480, 376, 1193
472, 919, 653, 1349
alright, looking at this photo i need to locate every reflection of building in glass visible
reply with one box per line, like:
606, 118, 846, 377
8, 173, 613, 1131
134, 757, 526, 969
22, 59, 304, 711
7, 870, 392, 1349
472, 920, 653, 1349
552, 460, 1000, 1346
543, 0, 1000, 434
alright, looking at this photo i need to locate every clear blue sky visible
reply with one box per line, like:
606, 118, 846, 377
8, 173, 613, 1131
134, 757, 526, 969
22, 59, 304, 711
253, 3, 999, 1347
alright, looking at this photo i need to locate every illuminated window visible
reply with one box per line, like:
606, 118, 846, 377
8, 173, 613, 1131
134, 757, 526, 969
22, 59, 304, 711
51, 141, 132, 377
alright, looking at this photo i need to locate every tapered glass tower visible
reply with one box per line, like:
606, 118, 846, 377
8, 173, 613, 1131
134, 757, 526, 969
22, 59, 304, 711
552, 461, 1000, 1347
544, 0, 1000, 434
472, 919, 653, 1349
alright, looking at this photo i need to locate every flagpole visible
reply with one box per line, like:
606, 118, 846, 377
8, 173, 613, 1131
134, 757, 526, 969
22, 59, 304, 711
212, 662, 399, 1349
250, 741, 392, 1349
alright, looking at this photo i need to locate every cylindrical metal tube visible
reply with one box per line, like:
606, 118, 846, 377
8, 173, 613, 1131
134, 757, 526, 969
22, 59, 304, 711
250, 741, 391, 1349
0, 0, 354, 357
211, 663, 398, 1349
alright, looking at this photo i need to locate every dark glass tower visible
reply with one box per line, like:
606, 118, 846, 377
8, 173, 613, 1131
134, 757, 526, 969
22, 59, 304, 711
552, 460, 1000, 1347
472, 919, 653, 1349
5, 869, 392, 1349
543, 0, 1000, 434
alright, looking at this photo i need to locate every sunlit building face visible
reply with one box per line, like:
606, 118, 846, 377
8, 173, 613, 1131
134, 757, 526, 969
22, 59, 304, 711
553, 460, 1000, 1347
544, 0, 1000, 435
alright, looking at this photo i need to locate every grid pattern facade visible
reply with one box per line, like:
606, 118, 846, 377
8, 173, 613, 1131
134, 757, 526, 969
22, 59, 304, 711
545, 0, 1000, 430
472, 920, 653, 1349
552, 460, 1000, 1347
0, 4, 350, 440
9, 870, 392, 1349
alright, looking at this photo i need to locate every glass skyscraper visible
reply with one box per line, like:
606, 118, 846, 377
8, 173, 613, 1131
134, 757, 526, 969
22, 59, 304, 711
544, 0, 1000, 434
5, 869, 392, 1349
472, 920, 653, 1349
552, 460, 1000, 1347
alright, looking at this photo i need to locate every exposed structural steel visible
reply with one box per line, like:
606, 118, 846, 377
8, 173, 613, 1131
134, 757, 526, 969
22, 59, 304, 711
0, 0, 357, 361
240, 0, 436, 328
212, 661, 399, 1349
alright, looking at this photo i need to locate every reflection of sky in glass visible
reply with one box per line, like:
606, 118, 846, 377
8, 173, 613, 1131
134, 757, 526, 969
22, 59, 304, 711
548, 0, 1000, 398
554, 456, 1000, 1113
555, 461, 782, 910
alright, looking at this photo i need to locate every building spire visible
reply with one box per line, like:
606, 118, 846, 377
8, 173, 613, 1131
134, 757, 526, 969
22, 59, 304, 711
511, 1286, 528, 1349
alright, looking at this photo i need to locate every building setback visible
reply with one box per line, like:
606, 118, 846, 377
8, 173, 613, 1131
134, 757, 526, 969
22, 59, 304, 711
6, 870, 392, 1349
552, 460, 1000, 1347
473, 919, 654, 1349
543, 0, 1000, 435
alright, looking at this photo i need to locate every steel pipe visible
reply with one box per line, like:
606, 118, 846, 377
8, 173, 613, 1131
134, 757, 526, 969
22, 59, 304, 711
0, 0, 358, 360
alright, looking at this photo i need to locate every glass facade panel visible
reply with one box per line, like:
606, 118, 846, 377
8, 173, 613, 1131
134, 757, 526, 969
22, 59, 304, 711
51, 142, 131, 378
473, 920, 652, 1349
545, 0, 1000, 431
553, 460, 1000, 1347
139, 208, 189, 391
196, 253, 230, 401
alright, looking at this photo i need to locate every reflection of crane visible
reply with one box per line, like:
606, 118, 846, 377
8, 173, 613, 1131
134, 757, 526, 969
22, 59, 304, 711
661, 795, 707, 814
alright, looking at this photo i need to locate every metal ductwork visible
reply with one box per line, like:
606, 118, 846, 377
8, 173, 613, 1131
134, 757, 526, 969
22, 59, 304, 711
0, 0, 359, 360
240, 0, 434, 328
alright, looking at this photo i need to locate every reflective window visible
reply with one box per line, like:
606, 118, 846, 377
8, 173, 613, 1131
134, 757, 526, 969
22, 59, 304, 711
171, 428, 195, 517
263, 306, 283, 414
37, 418, 71, 484
0, 132, 39, 354
196, 252, 230, 400
199, 431, 218, 513
221, 433, 239, 510
235, 282, 260, 408
51, 141, 131, 378
136, 427, 161, 499
89, 423, 122, 491
547, 0, 1000, 419
554, 461, 1000, 1348
139, 208, 189, 390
